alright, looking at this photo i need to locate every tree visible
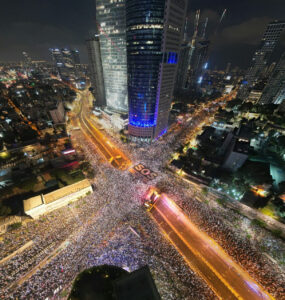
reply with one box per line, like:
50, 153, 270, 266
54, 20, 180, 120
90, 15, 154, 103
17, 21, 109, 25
240, 102, 254, 112
18, 178, 37, 191
279, 181, 285, 193
236, 161, 273, 188
226, 98, 242, 109
0, 204, 12, 216
87, 169, 95, 179
201, 187, 208, 195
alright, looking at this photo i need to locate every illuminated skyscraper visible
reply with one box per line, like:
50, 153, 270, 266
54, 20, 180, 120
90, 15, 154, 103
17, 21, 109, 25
61, 48, 74, 68
240, 21, 285, 99
246, 21, 285, 87
96, 0, 128, 112
50, 48, 64, 68
22, 51, 33, 74
50, 48, 77, 81
175, 42, 192, 90
189, 39, 210, 85
126, 0, 187, 141
259, 52, 285, 105
22, 51, 32, 67
71, 49, 81, 65
86, 35, 106, 107
175, 13, 209, 90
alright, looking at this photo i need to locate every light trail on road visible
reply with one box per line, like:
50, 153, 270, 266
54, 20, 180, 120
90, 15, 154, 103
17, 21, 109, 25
149, 193, 274, 300
50, 77, 131, 170
78, 91, 131, 170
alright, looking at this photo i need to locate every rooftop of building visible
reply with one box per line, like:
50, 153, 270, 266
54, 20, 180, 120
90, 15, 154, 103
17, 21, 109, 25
44, 179, 90, 204
23, 179, 91, 211
233, 140, 250, 154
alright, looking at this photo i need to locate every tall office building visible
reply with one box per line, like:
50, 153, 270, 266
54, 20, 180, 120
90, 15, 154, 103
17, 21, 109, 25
22, 51, 33, 75
225, 62, 231, 74
126, 0, 187, 141
176, 13, 210, 90
71, 49, 81, 65
22, 51, 32, 66
175, 42, 192, 90
61, 48, 74, 68
243, 21, 285, 94
189, 38, 210, 85
96, 0, 128, 112
183, 16, 191, 42
175, 14, 194, 91
86, 35, 106, 107
50, 48, 64, 68
259, 52, 285, 105
50, 48, 77, 81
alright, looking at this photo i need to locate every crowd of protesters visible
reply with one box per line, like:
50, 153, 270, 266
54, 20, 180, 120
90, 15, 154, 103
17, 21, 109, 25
0, 104, 284, 299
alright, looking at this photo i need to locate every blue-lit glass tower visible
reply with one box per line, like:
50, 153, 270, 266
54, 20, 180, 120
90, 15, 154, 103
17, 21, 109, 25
126, 0, 187, 141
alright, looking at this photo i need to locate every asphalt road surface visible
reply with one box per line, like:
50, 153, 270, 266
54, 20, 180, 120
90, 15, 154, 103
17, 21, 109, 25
150, 194, 273, 300
78, 91, 131, 170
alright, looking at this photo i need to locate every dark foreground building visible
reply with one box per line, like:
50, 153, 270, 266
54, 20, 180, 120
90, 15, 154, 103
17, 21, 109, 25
68, 265, 161, 300
126, 0, 187, 141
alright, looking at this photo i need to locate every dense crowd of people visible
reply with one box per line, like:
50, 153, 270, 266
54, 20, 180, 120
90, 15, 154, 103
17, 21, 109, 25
0, 107, 284, 299
0, 165, 215, 300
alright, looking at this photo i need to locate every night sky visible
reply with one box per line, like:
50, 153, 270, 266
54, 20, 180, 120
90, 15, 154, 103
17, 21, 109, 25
0, 0, 284, 69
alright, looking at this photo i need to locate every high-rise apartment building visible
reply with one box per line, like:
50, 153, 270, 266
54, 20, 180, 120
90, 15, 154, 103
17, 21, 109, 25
244, 21, 285, 89
259, 52, 285, 105
96, 0, 128, 112
126, 0, 187, 141
86, 35, 106, 107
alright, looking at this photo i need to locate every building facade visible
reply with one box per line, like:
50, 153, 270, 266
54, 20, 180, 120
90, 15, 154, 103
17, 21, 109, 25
126, 0, 187, 141
175, 42, 192, 90
240, 21, 285, 99
50, 48, 79, 82
49, 101, 65, 124
96, 0, 128, 112
71, 49, 81, 65
189, 39, 210, 85
259, 52, 285, 105
23, 179, 92, 219
86, 36, 106, 107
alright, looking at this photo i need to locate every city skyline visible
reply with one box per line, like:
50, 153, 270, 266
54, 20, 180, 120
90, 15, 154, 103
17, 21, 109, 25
0, 0, 284, 69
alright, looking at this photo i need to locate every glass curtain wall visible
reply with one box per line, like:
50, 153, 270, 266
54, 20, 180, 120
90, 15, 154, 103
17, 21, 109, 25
126, 0, 165, 135
96, 0, 128, 112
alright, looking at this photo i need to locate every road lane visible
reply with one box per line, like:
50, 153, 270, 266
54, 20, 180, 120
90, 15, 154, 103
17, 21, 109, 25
78, 91, 131, 170
150, 195, 274, 300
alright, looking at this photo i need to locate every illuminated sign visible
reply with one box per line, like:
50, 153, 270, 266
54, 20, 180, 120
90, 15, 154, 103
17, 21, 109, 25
131, 163, 158, 181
